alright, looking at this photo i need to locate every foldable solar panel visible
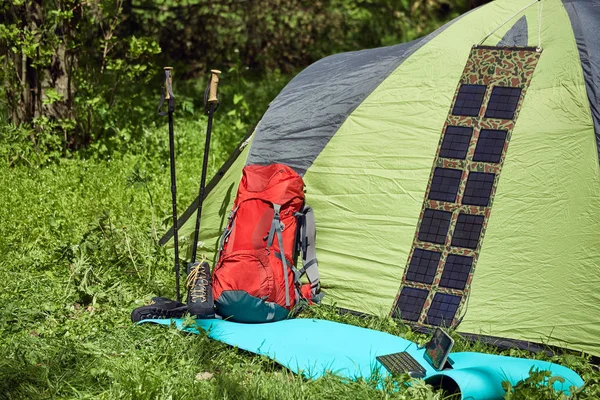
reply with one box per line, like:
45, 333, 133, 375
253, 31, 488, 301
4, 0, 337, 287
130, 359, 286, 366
394, 46, 539, 328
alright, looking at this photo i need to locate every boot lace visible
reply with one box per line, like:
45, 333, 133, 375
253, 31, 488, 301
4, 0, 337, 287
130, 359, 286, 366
186, 262, 209, 303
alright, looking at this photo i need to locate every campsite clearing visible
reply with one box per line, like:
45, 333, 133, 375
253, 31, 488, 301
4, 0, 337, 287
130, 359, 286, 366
1, 135, 598, 399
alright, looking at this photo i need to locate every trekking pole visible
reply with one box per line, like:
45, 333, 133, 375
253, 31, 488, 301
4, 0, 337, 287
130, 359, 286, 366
158, 66, 182, 302
190, 69, 221, 264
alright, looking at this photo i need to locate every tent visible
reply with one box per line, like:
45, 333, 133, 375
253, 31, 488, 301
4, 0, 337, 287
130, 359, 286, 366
162, 0, 600, 358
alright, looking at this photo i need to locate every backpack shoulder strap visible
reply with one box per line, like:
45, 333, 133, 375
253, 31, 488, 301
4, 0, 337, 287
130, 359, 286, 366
297, 206, 324, 302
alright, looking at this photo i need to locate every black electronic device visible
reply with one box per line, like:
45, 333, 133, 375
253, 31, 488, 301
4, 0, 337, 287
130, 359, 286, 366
423, 327, 455, 370
376, 352, 426, 376
376, 328, 455, 376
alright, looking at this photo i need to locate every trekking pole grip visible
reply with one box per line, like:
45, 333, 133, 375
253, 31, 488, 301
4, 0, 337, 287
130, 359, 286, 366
164, 67, 174, 99
208, 69, 221, 104
164, 67, 175, 113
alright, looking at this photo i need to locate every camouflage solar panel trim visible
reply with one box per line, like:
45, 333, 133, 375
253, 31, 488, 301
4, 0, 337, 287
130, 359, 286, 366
392, 46, 541, 327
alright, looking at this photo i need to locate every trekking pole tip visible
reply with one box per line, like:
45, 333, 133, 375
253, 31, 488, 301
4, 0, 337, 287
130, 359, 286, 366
208, 69, 221, 104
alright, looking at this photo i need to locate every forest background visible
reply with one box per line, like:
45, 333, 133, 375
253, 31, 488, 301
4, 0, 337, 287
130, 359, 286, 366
2, 1, 599, 399
1, 0, 486, 160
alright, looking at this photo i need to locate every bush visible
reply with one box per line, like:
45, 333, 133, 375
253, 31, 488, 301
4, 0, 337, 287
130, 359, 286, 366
1, 0, 486, 160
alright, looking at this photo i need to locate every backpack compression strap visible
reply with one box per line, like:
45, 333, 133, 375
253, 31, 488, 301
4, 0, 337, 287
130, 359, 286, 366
296, 206, 324, 302
266, 204, 324, 307
267, 204, 291, 307
217, 206, 238, 265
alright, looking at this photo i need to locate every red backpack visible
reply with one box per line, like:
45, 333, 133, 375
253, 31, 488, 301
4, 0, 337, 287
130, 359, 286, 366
212, 163, 323, 322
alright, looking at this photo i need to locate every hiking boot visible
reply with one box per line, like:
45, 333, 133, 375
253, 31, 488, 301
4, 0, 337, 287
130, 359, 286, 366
186, 261, 215, 319
131, 297, 187, 323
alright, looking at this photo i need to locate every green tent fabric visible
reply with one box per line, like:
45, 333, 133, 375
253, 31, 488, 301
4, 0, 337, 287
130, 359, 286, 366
163, 0, 600, 357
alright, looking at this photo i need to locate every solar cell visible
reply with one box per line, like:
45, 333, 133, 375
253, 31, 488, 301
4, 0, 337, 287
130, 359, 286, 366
451, 214, 484, 249
396, 287, 429, 321
473, 129, 507, 163
440, 126, 473, 160
429, 168, 462, 203
419, 209, 452, 244
426, 293, 461, 326
406, 249, 442, 284
462, 172, 495, 206
452, 84, 487, 116
485, 86, 521, 119
439, 254, 473, 290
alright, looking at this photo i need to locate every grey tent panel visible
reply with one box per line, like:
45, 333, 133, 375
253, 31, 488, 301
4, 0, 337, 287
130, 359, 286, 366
562, 0, 600, 162
245, 41, 422, 175
246, 13, 472, 176
497, 16, 528, 47
160, 9, 478, 245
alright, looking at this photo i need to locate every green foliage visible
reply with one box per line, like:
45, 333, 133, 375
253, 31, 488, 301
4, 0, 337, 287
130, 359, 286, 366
0, 0, 164, 155
1, 0, 486, 159
4, 1, 596, 399
0, 122, 64, 166
0, 128, 598, 398
135, 0, 476, 74
502, 369, 576, 399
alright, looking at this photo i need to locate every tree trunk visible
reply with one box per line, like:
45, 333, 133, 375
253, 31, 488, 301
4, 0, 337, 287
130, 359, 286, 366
41, 43, 74, 121
3, 0, 77, 147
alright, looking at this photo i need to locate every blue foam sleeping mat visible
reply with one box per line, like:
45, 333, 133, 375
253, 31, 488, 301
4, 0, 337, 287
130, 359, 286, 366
140, 318, 584, 399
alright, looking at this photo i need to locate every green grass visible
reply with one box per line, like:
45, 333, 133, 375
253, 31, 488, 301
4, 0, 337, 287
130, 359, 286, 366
1, 109, 599, 400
